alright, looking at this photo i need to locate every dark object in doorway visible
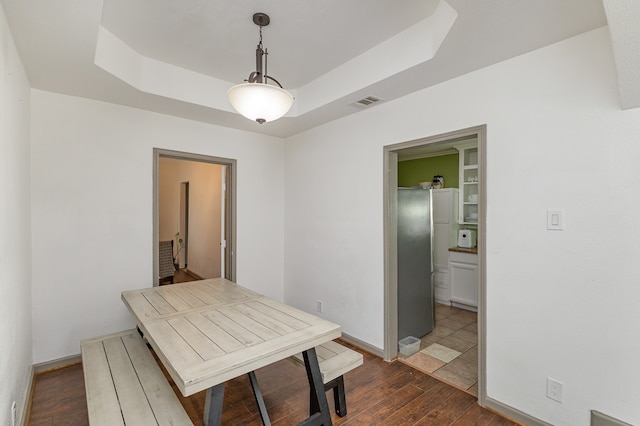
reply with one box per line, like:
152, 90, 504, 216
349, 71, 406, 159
159, 240, 175, 285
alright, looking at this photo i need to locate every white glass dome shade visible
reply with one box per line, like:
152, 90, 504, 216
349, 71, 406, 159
227, 83, 294, 124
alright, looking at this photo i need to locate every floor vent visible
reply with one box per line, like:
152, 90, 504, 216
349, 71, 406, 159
349, 95, 384, 108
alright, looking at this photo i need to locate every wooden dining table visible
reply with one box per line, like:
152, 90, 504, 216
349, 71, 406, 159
121, 278, 342, 426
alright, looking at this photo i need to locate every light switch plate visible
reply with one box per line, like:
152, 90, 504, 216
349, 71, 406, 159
547, 209, 564, 230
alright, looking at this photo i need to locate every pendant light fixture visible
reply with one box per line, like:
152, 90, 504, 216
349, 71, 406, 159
227, 13, 294, 124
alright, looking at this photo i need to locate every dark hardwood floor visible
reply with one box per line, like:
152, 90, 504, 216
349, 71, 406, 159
173, 268, 201, 283
27, 342, 519, 425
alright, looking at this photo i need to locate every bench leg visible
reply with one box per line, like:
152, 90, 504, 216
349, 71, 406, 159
303, 347, 333, 426
322, 376, 347, 417
332, 377, 347, 417
204, 383, 225, 426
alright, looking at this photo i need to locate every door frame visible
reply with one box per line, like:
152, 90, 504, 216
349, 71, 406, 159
179, 181, 189, 268
153, 148, 237, 284
383, 125, 487, 405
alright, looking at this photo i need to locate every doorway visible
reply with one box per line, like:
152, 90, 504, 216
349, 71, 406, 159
153, 149, 237, 285
383, 125, 487, 405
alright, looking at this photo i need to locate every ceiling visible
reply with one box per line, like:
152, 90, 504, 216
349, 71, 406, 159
2, 0, 633, 138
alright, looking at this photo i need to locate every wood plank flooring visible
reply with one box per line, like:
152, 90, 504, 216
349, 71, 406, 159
27, 343, 519, 425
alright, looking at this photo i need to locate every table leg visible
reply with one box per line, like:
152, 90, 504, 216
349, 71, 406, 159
203, 383, 225, 426
248, 371, 271, 426
300, 347, 333, 426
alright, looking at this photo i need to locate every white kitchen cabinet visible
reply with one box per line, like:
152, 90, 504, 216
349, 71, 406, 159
455, 143, 479, 225
449, 250, 478, 311
432, 189, 458, 304
434, 270, 451, 304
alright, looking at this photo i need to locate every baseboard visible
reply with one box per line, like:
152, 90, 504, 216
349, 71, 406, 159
484, 397, 551, 426
20, 365, 34, 426
33, 353, 82, 373
339, 332, 384, 359
484, 402, 631, 426
185, 269, 204, 280
591, 410, 633, 426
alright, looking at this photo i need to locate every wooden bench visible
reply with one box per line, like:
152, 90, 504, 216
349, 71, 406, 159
291, 340, 363, 417
80, 329, 192, 426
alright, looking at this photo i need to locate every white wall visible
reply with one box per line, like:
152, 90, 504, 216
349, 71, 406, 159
0, 4, 32, 425
284, 28, 640, 425
31, 91, 285, 363
159, 158, 223, 278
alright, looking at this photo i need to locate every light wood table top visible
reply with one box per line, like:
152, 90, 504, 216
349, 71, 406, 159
122, 278, 342, 397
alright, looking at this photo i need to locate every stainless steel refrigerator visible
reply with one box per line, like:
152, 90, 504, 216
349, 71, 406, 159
397, 187, 435, 341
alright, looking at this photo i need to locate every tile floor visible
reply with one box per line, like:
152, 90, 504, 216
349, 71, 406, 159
399, 303, 479, 396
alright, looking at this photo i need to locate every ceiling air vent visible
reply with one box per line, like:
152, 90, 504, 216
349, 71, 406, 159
349, 95, 384, 108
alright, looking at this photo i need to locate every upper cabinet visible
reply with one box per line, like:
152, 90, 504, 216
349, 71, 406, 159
456, 144, 478, 225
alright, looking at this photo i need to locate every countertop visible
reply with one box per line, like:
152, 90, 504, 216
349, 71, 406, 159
449, 246, 478, 254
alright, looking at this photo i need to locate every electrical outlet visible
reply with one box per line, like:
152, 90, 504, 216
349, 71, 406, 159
316, 301, 323, 313
547, 378, 563, 402
11, 401, 16, 426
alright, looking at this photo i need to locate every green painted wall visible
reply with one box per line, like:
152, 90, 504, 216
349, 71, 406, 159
398, 153, 459, 188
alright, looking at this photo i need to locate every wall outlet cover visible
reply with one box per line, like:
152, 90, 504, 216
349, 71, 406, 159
547, 377, 563, 402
